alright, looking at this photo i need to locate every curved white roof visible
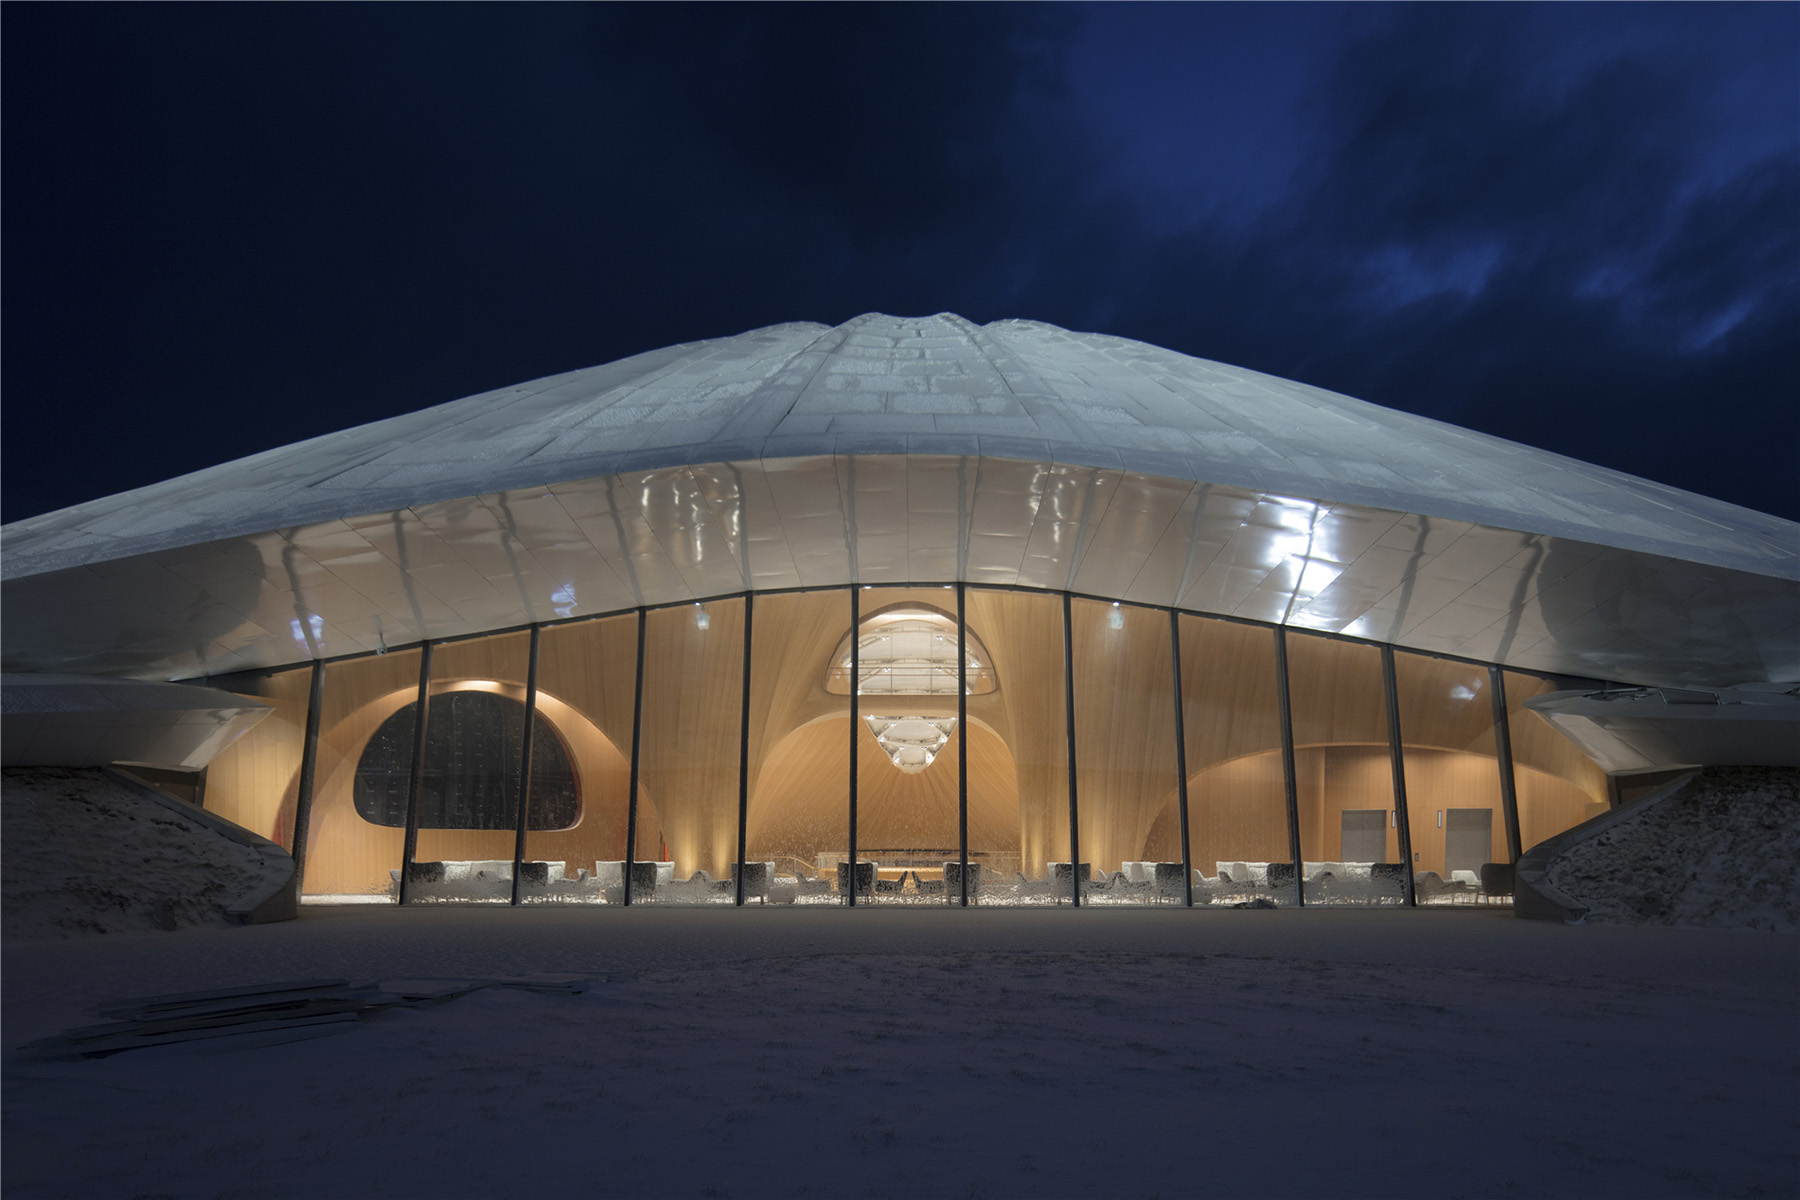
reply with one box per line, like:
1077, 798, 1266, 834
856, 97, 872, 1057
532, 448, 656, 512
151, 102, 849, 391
5, 313, 1793, 582
3, 314, 1795, 687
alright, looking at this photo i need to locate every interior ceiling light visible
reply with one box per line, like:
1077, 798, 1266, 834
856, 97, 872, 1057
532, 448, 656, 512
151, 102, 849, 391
863, 715, 957, 774
825, 607, 996, 696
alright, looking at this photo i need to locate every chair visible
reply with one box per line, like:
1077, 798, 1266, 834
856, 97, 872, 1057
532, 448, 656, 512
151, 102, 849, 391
406, 861, 446, 884
1153, 861, 1186, 902
516, 861, 551, 887
1265, 862, 1297, 892
1369, 862, 1406, 902
836, 860, 875, 900
628, 860, 660, 895
943, 861, 983, 903
1478, 862, 1515, 904
1049, 861, 1090, 904
732, 860, 773, 903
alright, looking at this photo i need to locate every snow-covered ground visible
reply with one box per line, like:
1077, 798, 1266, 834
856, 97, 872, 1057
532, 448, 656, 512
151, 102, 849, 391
1547, 766, 1800, 932
2, 768, 280, 939
4, 905, 1796, 1199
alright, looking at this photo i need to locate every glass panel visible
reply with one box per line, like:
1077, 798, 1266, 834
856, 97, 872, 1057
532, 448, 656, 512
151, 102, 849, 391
967, 589, 1068, 905
202, 663, 311, 850
1394, 652, 1506, 905
1072, 600, 1179, 905
744, 590, 850, 905
853, 587, 965, 904
1285, 633, 1394, 906
633, 599, 745, 904
1179, 616, 1293, 906
300, 648, 421, 902
1503, 670, 1611, 852
407, 632, 532, 903
527, 614, 639, 904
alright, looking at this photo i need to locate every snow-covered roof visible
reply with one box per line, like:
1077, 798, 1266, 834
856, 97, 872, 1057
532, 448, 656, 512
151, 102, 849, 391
2, 314, 1794, 686
5, 313, 1793, 582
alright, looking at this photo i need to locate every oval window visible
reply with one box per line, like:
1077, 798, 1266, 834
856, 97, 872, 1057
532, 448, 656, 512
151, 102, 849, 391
354, 691, 580, 830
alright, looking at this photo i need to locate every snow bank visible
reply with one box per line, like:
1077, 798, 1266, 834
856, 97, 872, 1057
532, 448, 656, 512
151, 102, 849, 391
2, 767, 280, 939
1546, 766, 1800, 932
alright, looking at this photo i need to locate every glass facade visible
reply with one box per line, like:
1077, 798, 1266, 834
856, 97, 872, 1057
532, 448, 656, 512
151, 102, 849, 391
1179, 617, 1292, 906
407, 631, 533, 903
300, 647, 422, 902
855, 588, 965, 904
1393, 651, 1509, 904
203, 663, 312, 850
632, 599, 745, 903
1285, 633, 1398, 906
270, 586, 1613, 908
527, 614, 638, 903
1072, 599, 1179, 904
745, 590, 851, 904
1503, 669, 1612, 852
968, 588, 1068, 904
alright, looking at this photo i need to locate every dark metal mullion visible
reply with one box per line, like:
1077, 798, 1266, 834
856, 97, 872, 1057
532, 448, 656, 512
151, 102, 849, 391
397, 642, 434, 906
1381, 645, 1418, 907
622, 608, 647, 905
509, 625, 541, 907
1062, 591, 1081, 907
1273, 628, 1304, 907
735, 593, 754, 906
1490, 666, 1524, 863
1169, 609, 1193, 908
848, 587, 860, 906
287, 660, 326, 898
957, 582, 969, 906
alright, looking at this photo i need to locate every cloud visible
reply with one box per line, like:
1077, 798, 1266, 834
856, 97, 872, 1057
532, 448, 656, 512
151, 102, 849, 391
1, 4, 1792, 524
1032, 5, 1799, 520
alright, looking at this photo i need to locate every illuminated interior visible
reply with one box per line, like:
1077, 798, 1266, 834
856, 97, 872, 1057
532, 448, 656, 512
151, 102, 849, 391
202, 583, 1610, 907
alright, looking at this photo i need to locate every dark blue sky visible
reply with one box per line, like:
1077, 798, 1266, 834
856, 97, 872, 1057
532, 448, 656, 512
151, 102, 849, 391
5, 3, 1796, 523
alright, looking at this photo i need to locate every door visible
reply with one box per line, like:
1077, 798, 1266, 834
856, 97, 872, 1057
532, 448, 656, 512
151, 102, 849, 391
1340, 809, 1387, 863
1444, 808, 1493, 877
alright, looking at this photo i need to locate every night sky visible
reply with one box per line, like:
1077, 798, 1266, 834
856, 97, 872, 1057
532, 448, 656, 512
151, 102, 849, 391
4, 3, 1796, 525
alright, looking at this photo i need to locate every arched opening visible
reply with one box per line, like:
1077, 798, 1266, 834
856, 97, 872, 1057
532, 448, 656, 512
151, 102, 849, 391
353, 690, 579, 830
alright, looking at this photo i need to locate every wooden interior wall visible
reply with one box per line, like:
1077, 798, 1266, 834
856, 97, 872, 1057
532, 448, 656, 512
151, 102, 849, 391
743, 589, 853, 862
1295, 745, 1397, 863
1184, 753, 1292, 870
273, 589, 1617, 898
1400, 747, 1504, 874
1286, 634, 1389, 749
532, 615, 655, 873
1503, 670, 1612, 848
1172, 615, 1290, 872
1178, 616, 1283, 775
636, 599, 745, 878
204, 665, 310, 848
301, 649, 420, 895
742, 588, 1022, 872
746, 715, 1019, 871
1392, 653, 1501, 754
1515, 764, 1611, 849
1070, 599, 1179, 872
967, 589, 1069, 876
